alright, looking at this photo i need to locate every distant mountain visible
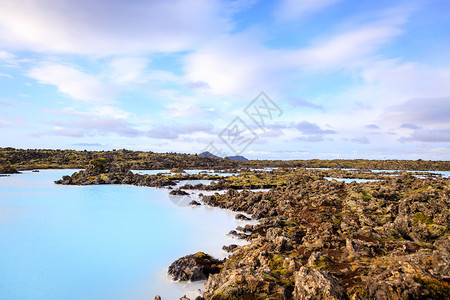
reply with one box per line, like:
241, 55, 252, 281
225, 155, 248, 161
198, 151, 220, 158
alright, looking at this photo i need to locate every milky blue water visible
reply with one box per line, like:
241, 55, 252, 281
132, 169, 235, 177
0, 170, 251, 300
324, 177, 379, 183
407, 170, 450, 178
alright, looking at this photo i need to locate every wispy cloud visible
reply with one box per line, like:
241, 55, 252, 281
365, 124, 380, 129
382, 97, 450, 126
185, 10, 408, 95
287, 22, 404, 71
0, 0, 229, 55
72, 143, 103, 147
400, 128, 450, 143
350, 136, 370, 144
0, 119, 11, 127
51, 116, 141, 138
147, 123, 214, 140
276, 0, 342, 21
28, 63, 116, 104
108, 57, 149, 85
400, 123, 421, 130
0, 73, 13, 79
289, 98, 324, 111
294, 121, 336, 135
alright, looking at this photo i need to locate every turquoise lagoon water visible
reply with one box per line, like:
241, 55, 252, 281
132, 169, 235, 177
0, 170, 251, 300
324, 177, 379, 183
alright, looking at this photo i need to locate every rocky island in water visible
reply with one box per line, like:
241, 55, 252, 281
1, 148, 449, 299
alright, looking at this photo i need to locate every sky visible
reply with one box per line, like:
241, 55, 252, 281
0, 0, 449, 160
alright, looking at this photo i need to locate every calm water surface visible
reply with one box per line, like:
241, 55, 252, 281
0, 170, 250, 300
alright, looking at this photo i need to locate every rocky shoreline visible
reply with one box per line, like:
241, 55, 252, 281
55, 161, 450, 299
196, 174, 450, 299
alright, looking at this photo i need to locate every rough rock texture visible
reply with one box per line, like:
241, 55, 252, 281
222, 244, 238, 252
169, 189, 189, 196
293, 267, 348, 300
168, 252, 223, 281
200, 173, 450, 299
235, 213, 251, 221
0, 165, 20, 174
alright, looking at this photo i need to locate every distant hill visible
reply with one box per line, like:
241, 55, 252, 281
225, 155, 248, 161
198, 151, 220, 158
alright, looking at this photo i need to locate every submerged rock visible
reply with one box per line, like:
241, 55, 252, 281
169, 189, 189, 196
168, 252, 223, 282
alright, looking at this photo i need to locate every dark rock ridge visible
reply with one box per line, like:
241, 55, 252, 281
2, 147, 450, 170
169, 189, 189, 196
0, 165, 20, 174
198, 151, 220, 158
225, 155, 248, 161
168, 252, 223, 281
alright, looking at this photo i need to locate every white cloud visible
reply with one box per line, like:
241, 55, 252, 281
276, 0, 342, 21
287, 24, 403, 71
0, 50, 15, 60
0, 119, 11, 127
51, 115, 141, 138
147, 123, 215, 139
0, 73, 13, 79
400, 128, 450, 143
361, 59, 450, 99
184, 29, 273, 95
430, 148, 450, 155
184, 14, 406, 95
108, 57, 149, 85
382, 97, 450, 127
165, 101, 218, 119
27, 63, 115, 103
0, 0, 228, 55
350, 136, 370, 144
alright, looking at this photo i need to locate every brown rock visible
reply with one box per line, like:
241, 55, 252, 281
293, 267, 348, 300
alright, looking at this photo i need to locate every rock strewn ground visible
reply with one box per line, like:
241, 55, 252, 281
201, 174, 450, 299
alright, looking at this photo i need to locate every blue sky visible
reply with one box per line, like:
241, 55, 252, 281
0, 0, 449, 160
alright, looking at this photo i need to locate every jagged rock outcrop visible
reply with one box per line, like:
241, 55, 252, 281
168, 252, 223, 282
235, 213, 251, 221
0, 165, 20, 174
293, 267, 348, 300
169, 189, 189, 196
222, 244, 238, 252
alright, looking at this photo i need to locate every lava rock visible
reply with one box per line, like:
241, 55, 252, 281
293, 267, 348, 300
169, 189, 189, 196
235, 213, 251, 221
222, 244, 238, 252
168, 252, 223, 281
